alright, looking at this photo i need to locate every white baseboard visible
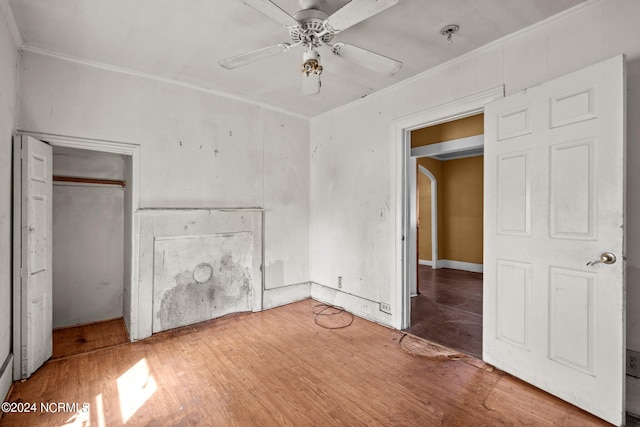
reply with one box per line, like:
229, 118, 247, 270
309, 282, 392, 327
419, 259, 483, 273
262, 283, 311, 310
0, 353, 13, 402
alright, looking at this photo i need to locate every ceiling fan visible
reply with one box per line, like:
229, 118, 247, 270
219, 0, 403, 95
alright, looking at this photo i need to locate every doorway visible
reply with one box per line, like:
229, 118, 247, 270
391, 85, 503, 332
404, 115, 485, 358
407, 267, 483, 358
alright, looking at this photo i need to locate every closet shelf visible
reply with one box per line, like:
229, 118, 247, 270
53, 175, 126, 187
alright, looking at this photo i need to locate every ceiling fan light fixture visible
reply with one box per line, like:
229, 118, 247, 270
301, 49, 323, 76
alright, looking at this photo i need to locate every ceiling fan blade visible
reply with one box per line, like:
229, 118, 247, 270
324, 0, 400, 34
239, 0, 299, 27
331, 42, 402, 76
219, 43, 291, 70
302, 73, 321, 96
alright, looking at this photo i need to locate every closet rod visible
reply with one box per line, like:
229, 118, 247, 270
53, 175, 126, 187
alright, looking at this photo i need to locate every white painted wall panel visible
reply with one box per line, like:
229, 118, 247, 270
133, 80, 264, 209
310, 97, 395, 317
134, 209, 263, 340
263, 109, 310, 291
18, 55, 135, 142
152, 233, 253, 333
18, 53, 259, 209
0, 6, 18, 400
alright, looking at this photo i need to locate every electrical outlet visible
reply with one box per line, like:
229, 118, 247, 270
337, 276, 342, 289
628, 350, 640, 378
379, 302, 391, 314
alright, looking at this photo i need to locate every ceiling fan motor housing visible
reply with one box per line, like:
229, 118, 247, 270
290, 9, 333, 47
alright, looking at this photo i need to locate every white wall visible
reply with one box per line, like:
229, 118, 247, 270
17, 51, 310, 311
0, 5, 17, 401
52, 147, 125, 328
310, 97, 396, 324
311, 0, 640, 339
53, 185, 124, 327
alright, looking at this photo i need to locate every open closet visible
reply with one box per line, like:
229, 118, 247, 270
52, 146, 129, 330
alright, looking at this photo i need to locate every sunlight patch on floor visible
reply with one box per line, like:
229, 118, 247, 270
60, 405, 90, 426
117, 358, 157, 423
95, 393, 106, 427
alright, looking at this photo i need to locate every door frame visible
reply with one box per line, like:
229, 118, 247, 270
417, 164, 438, 273
392, 86, 504, 330
12, 131, 140, 379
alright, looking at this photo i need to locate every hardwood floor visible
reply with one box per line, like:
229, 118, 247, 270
1, 299, 606, 426
406, 266, 483, 359
53, 318, 129, 359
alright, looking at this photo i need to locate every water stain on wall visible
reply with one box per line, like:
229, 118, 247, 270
156, 252, 252, 332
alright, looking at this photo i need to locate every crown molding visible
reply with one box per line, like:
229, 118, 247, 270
0, 0, 23, 48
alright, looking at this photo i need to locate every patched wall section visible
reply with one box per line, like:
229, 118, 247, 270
133, 209, 262, 340
153, 233, 253, 333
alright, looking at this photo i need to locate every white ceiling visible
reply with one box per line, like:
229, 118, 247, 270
7, 0, 586, 118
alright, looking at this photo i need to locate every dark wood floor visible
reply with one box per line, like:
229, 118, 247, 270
52, 317, 129, 359
1, 299, 607, 426
406, 266, 483, 359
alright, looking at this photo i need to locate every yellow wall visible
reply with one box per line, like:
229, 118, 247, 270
417, 172, 432, 259
413, 114, 484, 265
441, 156, 483, 264
417, 157, 443, 260
411, 114, 484, 148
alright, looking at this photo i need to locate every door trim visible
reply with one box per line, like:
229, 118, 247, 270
417, 165, 438, 272
392, 86, 504, 330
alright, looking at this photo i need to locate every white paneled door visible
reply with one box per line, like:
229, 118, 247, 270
484, 55, 625, 425
14, 135, 53, 378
